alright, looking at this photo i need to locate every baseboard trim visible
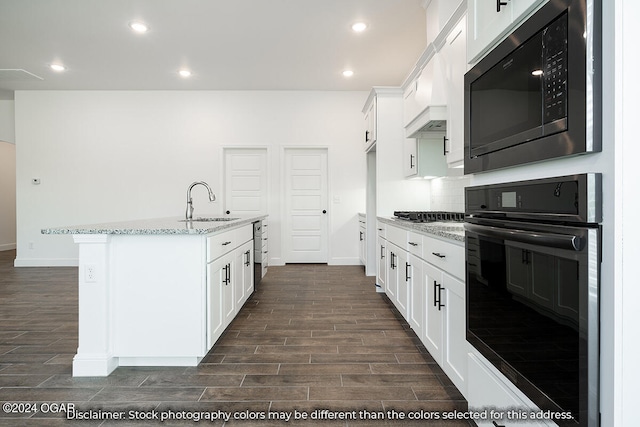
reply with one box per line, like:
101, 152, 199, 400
14, 258, 78, 267
0, 243, 16, 251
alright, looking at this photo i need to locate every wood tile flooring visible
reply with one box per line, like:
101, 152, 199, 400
0, 250, 468, 426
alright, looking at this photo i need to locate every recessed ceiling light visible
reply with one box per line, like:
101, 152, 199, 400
352, 22, 367, 32
50, 64, 65, 72
342, 70, 354, 77
129, 21, 149, 33
531, 69, 543, 76
178, 69, 192, 78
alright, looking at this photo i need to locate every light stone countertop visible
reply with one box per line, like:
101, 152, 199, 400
41, 215, 268, 236
377, 216, 465, 243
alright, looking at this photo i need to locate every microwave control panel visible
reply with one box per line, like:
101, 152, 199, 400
542, 13, 568, 124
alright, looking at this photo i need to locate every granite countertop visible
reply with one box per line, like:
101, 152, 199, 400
377, 216, 465, 242
41, 215, 268, 236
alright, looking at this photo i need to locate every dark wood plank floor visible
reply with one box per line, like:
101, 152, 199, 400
0, 250, 468, 426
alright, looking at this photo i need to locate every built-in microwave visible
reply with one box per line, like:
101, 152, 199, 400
464, 0, 601, 174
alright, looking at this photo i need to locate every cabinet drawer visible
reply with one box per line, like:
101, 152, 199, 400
407, 232, 423, 259
377, 221, 386, 239
386, 225, 407, 249
207, 229, 235, 262
423, 235, 464, 280
236, 224, 253, 244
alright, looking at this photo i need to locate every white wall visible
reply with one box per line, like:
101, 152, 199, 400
0, 99, 15, 144
14, 90, 368, 266
0, 141, 16, 251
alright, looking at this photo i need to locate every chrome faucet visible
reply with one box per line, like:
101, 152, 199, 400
186, 181, 216, 220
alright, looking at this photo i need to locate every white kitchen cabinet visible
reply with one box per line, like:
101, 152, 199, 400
441, 15, 467, 167
467, 0, 547, 64
359, 217, 367, 265
404, 137, 448, 179
408, 258, 425, 339
423, 260, 467, 395
207, 224, 255, 350
396, 249, 410, 319
363, 95, 377, 152
207, 254, 231, 348
235, 240, 253, 309
377, 235, 387, 292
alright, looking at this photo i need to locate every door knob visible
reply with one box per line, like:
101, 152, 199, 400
322, 210, 327, 214
226, 210, 230, 214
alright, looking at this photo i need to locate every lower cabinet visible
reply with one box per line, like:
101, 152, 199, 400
206, 226, 255, 350
376, 221, 467, 397
423, 261, 467, 394
376, 235, 387, 291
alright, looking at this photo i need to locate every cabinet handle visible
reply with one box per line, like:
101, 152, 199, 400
245, 250, 251, 266
359, 231, 364, 241
380, 245, 385, 259
390, 252, 396, 269
433, 281, 445, 311
222, 241, 231, 246
432, 252, 446, 259
405, 263, 411, 282
365, 130, 370, 143
443, 136, 449, 155
408, 242, 418, 247
410, 154, 415, 169
497, 0, 508, 12
223, 264, 230, 285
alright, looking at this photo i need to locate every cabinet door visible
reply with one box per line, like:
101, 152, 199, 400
423, 261, 443, 361
377, 237, 387, 290
409, 259, 425, 339
222, 255, 235, 327
242, 243, 254, 303
442, 16, 467, 165
364, 97, 377, 151
441, 272, 467, 394
235, 247, 246, 310
395, 250, 409, 319
386, 246, 399, 303
235, 241, 253, 310
207, 257, 226, 349
467, 0, 513, 63
403, 139, 418, 177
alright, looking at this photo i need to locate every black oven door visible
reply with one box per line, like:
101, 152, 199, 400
465, 218, 599, 426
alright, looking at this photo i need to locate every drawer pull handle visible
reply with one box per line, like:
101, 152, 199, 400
222, 241, 232, 246
409, 242, 418, 247
432, 252, 446, 258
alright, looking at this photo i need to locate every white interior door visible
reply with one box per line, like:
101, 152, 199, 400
223, 148, 268, 216
284, 148, 328, 263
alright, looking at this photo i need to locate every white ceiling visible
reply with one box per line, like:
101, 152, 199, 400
0, 0, 427, 99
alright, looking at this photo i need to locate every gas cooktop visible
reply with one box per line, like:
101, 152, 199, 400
393, 211, 465, 223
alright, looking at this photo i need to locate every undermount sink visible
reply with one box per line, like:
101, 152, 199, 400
179, 217, 239, 222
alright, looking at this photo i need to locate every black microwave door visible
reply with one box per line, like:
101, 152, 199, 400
469, 32, 544, 157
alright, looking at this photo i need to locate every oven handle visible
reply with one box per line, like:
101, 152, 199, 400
465, 223, 583, 251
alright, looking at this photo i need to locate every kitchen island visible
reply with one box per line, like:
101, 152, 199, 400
42, 215, 266, 377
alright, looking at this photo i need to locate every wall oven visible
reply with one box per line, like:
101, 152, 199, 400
465, 174, 600, 426
464, 0, 601, 173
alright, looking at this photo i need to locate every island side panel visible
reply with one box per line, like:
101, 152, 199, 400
72, 234, 118, 376
111, 234, 207, 365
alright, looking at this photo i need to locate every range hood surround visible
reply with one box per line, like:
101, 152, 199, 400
405, 105, 447, 139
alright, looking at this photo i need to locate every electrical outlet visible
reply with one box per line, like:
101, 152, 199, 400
85, 264, 97, 283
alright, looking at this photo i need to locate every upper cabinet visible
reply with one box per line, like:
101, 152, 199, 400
363, 95, 377, 152
440, 16, 467, 167
402, 2, 467, 174
467, 0, 548, 64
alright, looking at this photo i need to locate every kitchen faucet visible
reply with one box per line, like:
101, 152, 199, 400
186, 181, 216, 220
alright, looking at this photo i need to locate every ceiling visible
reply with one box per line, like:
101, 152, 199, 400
0, 0, 428, 99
